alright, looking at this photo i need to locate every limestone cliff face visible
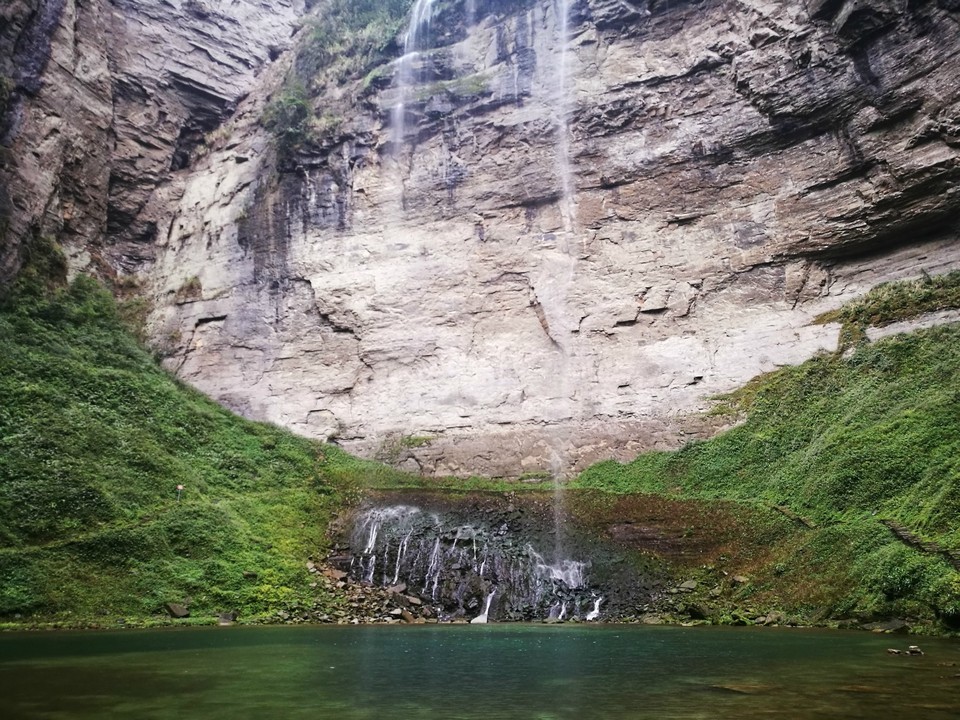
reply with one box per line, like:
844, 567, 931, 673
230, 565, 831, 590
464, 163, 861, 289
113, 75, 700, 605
0, 0, 305, 283
7, 1, 960, 477
146, 0, 960, 477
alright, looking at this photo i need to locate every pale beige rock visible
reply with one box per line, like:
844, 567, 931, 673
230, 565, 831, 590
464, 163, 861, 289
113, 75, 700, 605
5, 0, 960, 478
142, 0, 960, 477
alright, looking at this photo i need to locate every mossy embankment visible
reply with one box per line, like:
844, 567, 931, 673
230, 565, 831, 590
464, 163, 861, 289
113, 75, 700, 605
2, 254, 959, 633
574, 272, 960, 632
0, 250, 373, 628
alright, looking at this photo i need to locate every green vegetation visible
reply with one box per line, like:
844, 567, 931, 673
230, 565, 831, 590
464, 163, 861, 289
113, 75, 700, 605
0, 259, 349, 626
817, 270, 960, 349
2, 251, 957, 633
574, 274, 960, 629
261, 1, 413, 161
173, 274, 203, 304
0, 75, 12, 119
261, 81, 313, 163
415, 73, 491, 103
295, 0, 413, 88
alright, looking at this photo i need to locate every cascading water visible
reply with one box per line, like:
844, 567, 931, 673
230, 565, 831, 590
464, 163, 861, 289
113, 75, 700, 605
345, 504, 599, 622
586, 597, 603, 621
541, 0, 581, 576
470, 590, 496, 624
391, 0, 437, 151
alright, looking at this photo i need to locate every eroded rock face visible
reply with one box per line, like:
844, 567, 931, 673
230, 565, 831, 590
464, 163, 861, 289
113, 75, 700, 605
147, 0, 960, 477
6, 1, 960, 477
0, 0, 305, 283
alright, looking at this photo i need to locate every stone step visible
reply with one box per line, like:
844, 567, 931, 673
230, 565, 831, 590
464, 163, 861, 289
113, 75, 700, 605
879, 519, 960, 571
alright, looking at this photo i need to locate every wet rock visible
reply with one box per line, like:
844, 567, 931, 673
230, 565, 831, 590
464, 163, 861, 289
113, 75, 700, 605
683, 603, 710, 621
164, 603, 190, 619
907, 646, 924, 656
862, 619, 909, 633
218, 611, 238, 626
401, 609, 415, 624
678, 580, 698, 592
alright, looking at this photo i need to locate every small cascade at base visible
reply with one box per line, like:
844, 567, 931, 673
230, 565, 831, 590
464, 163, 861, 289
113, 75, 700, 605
341, 503, 601, 622
470, 590, 496, 624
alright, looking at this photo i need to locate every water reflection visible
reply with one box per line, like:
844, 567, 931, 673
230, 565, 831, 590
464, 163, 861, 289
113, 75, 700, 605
1, 625, 958, 719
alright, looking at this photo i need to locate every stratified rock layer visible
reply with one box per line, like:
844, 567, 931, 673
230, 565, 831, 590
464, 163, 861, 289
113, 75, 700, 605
148, 0, 960, 476
0, 0, 304, 282
5, 1, 960, 477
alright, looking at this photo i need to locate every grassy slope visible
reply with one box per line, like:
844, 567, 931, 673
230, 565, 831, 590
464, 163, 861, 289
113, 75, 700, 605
3, 255, 959, 631
574, 273, 960, 628
0, 270, 356, 625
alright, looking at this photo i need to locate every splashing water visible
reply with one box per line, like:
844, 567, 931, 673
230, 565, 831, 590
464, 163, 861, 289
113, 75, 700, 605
355, 506, 422, 555
527, 546, 586, 589
586, 597, 602, 621
470, 590, 496, 624
347, 505, 595, 621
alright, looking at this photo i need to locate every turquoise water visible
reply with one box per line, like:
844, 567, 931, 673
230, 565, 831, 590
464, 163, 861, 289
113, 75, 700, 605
1, 625, 958, 719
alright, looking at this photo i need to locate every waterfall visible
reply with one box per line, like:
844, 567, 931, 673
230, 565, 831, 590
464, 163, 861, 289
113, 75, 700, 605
586, 597, 602, 621
346, 505, 598, 621
541, 0, 580, 557
470, 590, 496, 624
553, 0, 577, 234
391, 0, 437, 151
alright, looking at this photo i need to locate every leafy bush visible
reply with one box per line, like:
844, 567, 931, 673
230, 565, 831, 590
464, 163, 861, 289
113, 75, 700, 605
261, 82, 313, 162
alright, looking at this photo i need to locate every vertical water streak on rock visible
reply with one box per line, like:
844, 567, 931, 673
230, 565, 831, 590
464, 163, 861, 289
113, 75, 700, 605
554, 0, 577, 235
586, 596, 602, 621
470, 589, 496, 623
346, 505, 601, 621
391, 0, 437, 153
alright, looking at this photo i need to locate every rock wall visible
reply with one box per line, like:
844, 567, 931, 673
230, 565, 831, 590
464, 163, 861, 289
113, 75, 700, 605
6, 0, 960, 478
0, 0, 305, 284
147, 0, 960, 477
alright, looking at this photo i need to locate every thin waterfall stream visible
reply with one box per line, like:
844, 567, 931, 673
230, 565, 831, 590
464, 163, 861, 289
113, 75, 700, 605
391, 0, 437, 151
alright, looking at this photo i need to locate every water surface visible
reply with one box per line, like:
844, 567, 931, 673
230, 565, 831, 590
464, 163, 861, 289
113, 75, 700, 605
1, 624, 958, 719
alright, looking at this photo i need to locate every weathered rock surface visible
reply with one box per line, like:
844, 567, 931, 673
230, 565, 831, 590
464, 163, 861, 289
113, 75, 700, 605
0, 0, 305, 284
145, 0, 960, 476
5, 1, 960, 477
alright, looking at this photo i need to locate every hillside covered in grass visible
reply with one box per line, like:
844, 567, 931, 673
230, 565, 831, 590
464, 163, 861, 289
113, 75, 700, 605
575, 274, 960, 629
2, 251, 959, 633
0, 253, 368, 626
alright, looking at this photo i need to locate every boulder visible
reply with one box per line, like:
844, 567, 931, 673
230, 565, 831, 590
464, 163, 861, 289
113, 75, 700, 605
861, 619, 909, 633
164, 602, 190, 619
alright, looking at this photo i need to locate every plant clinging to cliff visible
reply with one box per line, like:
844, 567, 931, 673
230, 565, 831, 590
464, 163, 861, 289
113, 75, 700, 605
261, 81, 313, 163
294, 0, 414, 89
